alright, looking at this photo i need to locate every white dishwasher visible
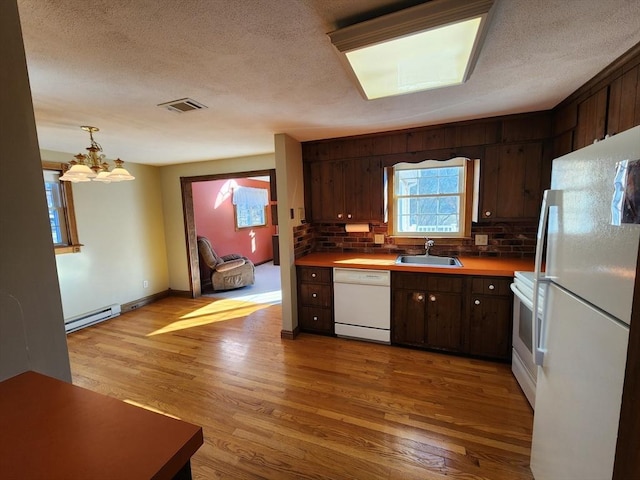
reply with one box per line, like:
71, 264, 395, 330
333, 268, 391, 344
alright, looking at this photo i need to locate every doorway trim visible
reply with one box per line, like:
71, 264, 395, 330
180, 169, 276, 297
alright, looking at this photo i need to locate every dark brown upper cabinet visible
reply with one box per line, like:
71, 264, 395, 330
574, 86, 609, 150
481, 142, 547, 221
307, 157, 383, 223
552, 45, 639, 154
607, 64, 640, 137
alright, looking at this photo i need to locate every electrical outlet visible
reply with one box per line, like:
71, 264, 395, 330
374, 234, 385, 244
475, 234, 488, 246
143, 280, 149, 288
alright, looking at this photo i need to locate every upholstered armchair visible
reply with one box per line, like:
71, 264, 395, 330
197, 236, 255, 291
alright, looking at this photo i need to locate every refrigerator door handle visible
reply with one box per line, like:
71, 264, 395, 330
533, 189, 560, 366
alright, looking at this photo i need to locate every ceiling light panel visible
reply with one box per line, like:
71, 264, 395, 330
329, 0, 494, 100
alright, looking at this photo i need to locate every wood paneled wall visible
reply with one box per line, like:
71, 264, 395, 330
302, 111, 552, 166
301, 111, 553, 258
553, 43, 640, 155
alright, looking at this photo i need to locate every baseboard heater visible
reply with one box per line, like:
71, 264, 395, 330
65, 304, 121, 333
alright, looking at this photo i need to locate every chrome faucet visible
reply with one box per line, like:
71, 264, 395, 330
424, 238, 435, 255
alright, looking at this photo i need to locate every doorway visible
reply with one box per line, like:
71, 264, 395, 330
181, 169, 278, 298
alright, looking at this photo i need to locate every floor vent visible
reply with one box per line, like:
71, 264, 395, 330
65, 304, 121, 333
157, 98, 208, 113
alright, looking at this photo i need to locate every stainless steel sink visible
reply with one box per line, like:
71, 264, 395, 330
395, 255, 462, 267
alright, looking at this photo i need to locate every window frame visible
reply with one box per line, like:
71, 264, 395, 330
42, 161, 82, 254
388, 158, 475, 239
232, 185, 269, 230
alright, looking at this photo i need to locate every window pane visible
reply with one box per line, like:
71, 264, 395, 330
397, 170, 416, 182
417, 176, 437, 194
43, 164, 81, 252
415, 197, 437, 214
236, 205, 266, 229
438, 196, 458, 214
440, 167, 459, 177
438, 174, 459, 194
397, 177, 415, 195
43, 175, 69, 246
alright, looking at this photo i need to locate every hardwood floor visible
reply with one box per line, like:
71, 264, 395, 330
67, 296, 534, 480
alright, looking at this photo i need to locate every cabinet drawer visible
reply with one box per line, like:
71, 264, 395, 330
427, 275, 464, 293
298, 267, 331, 284
471, 277, 511, 296
392, 272, 463, 292
299, 307, 333, 334
299, 284, 332, 307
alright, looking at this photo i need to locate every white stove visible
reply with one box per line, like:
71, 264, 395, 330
510, 271, 545, 408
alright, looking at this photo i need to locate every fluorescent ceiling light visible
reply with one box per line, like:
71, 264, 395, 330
329, 0, 494, 100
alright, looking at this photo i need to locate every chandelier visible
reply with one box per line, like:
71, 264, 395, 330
59, 126, 135, 183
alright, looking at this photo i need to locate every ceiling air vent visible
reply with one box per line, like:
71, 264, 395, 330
157, 98, 207, 113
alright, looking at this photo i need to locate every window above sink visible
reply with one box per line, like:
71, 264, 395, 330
388, 157, 478, 239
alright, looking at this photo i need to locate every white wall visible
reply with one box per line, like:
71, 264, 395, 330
0, 0, 71, 382
274, 134, 305, 333
43, 150, 169, 320
159, 154, 275, 292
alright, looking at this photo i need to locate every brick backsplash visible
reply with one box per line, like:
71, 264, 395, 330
293, 223, 315, 258
294, 221, 537, 258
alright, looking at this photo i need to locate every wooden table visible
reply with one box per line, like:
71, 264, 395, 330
0, 371, 203, 480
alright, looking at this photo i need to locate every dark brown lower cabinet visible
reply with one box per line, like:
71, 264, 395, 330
297, 266, 334, 335
299, 306, 333, 333
428, 291, 464, 352
296, 269, 513, 360
467, 276, 513, 361
392, 272, 513, 360
392, 289, 427, 347
468, 295, 512, 360
391, 272, 464, 353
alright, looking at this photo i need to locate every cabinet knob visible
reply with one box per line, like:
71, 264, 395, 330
416, 294, 424, 301
313, 316, 318, 321
474, 299, 481, 305
488, 284, 495, 290
347, 213, 352, 219
311, 273, 317, 278
484, 211, 492, 217
429, 295, 436, 302
312, 293, 317, 298
337, 213, 343, 219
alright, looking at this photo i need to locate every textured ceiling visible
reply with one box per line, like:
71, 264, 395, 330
16, 0, 640, 166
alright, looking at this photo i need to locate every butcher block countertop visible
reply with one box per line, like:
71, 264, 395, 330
295, 253, 534, 277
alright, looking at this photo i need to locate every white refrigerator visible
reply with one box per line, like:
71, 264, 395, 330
530, 125, 640, 480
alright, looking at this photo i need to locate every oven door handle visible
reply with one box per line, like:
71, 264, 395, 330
510, 283, 534, 311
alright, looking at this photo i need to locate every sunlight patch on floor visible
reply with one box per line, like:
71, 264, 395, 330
147, 298, 274, 336
219, 289, 282, 305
